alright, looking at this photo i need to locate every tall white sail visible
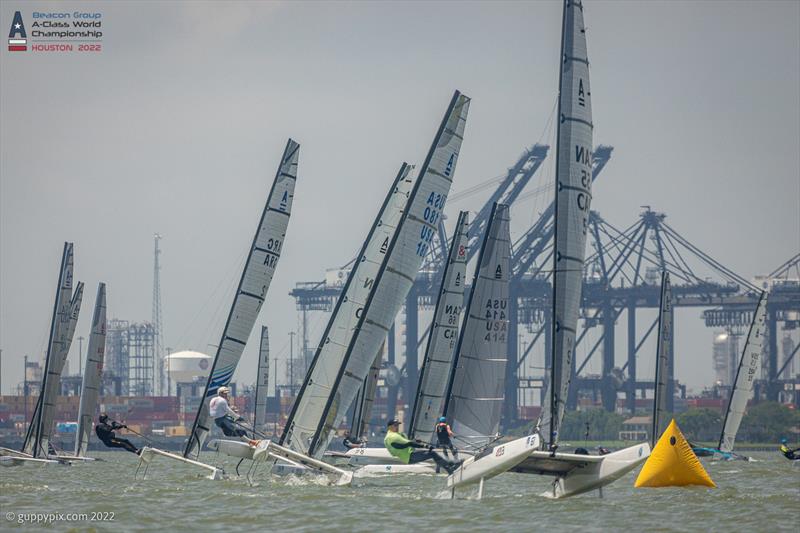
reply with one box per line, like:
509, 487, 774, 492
281, 164, 415, 454
409, 210, 470, 444
184, 139, 298, 458
23, 243, 74, 456
719, 292, 768, 453
302, 91, 470, 458
651, 272, 672, 448
75, 283, 107, 457
444, 204, 510, 447
254, 326, 270, 428
537, 0, 593, 447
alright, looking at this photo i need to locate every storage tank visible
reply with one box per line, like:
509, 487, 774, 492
166, 351, 212, 383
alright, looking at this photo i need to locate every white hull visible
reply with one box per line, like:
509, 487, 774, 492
0, 446, 61, 467
447, 435, 539, 491
344, 447, 404, 465
253, 441, 352, 486
135, 447, 223, 480
354, 463, 438, 477
207, 439, 255, 460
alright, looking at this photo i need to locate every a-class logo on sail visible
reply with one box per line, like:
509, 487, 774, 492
8, 11, 27, 51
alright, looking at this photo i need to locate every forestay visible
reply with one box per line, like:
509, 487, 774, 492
184, 139, 298, 458
719, 292, 768, 453
75, 283, 107, 457
281, 164, 415, 455
409, 211, 469, 443
254, 326, 270, 427
651, 272, 672, 448
443, 204, 510, 447
23, 243, 75, 457
537, 0, 593, 447
305, 91, 471, 458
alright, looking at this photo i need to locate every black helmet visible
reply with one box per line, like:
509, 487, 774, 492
99, 413, 108, 422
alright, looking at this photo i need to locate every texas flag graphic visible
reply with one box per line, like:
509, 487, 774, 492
8, 11, 27, 51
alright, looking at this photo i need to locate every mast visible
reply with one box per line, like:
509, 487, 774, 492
254, 326, 270, 429
718, 292, 768, 453
409, 210, 469, 443
539, 0, 594, 448
442, 203, 510, 448
184, 139, 298, 458
305, 91, 471, 457
651, 272, 672, 448
75, 283, 107, 457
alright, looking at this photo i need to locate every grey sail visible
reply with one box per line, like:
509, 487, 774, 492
184, 139, 298, 458
254, 326, 270, 428
23, 243, 75, 456
281, 164, 415, 455
352, 345, 383, 440
409, 210, 470, 444
303, 91, 471, 458
537, 0, 593, 447
651, 272, 672, 448
443, 203, 510, 447
75, 283, 107, 457
719, 292, 768, 453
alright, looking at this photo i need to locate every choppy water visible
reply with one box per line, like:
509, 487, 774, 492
1, 451, 798, 531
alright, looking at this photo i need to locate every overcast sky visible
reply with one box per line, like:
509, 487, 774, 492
1, 0, 798, 396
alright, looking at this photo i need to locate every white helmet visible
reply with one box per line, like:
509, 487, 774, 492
217, 386, 230, 395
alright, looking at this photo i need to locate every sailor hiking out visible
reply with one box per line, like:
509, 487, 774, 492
343, 432, 365, 450
95, 414, 139, 454
210, 386, 259, 446
779, 438, 800, 461
435, 417, 458, 458
384, 419, 460, 474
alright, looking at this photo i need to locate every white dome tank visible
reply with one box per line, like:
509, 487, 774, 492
166, 350, 212, 382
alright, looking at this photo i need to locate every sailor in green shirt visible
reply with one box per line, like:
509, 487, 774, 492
384, 419, 460, 474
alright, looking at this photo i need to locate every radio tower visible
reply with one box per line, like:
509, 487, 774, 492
152, 233, 165, 395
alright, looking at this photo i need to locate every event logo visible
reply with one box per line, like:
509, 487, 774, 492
8, 11, 26, 51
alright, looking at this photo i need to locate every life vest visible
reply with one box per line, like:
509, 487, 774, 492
384, 430, 413, 464
436, 423, 451, 440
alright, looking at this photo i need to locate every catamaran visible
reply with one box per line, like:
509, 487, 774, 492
445, 0, 649, 499
136, 139, 299, 481
1, 243, 83, 467
272, 91, 470, 478
692, 291, 768, 461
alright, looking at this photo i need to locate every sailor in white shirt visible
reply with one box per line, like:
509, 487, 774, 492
210, 386, 258, 445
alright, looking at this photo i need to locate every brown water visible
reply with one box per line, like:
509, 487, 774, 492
1, 451, 798, 531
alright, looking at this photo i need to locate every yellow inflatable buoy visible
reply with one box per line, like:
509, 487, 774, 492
635, 419, 715, 488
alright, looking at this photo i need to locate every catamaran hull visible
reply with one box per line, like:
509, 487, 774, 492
447, 435, 540, 491
354, 463, 438, 477
344, 447, 404, 465
135, 447, 223, 480
253, 441, 353, 486
543, 443, 650, 498
207, 439, 255, 460
0, 446, 61, 467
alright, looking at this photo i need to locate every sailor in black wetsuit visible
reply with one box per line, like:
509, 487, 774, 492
343, 432, 365, 449
435, 417, 458, 458
780, 438, 800, 460
95, 414, 139, 454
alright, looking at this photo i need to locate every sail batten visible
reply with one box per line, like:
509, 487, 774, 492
719, 292, 768, 453
538, 0, 593, 447
75, 283, 107, 457
184, 139, 298, 458
409, 211, 469, 443
444, 203, 510, 448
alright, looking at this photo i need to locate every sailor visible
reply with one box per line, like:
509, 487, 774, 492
434, 417, 458, 458
779, 438, 800, 460
342, 432, 365, 449
384, 419, 460, 474
209, 386, 259, 446
95, 414, 139, 454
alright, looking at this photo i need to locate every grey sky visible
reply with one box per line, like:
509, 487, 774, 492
1, 1, 798, 396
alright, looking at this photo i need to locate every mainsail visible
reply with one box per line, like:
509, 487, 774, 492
254, 326, 270, 428
537, 0, 593, 447
409, 210, 470, 443
184, 139, 298, 458
75, 283, 107, 457
718, 291, 768, 453
351, 345, 383, 440
443, 203, 510, 447
281, 164, 415, 454
651, 272, 672, 447
23, 243, 75, 456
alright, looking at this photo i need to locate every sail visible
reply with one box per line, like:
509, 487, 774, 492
409, 210, 470, 443
302, 91, 471, 458
254, 326, 270, 428
75, 283, 107, 457
353, 345, 383, 440
281, 164, 415, 454
184, 139, 298, 458
719, 292, 768, 453
538, 0, 593, 446
651, 272, 672, 448
443, 203, 510, 447
28, 281, 84, 456
23, 243, 74, 456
